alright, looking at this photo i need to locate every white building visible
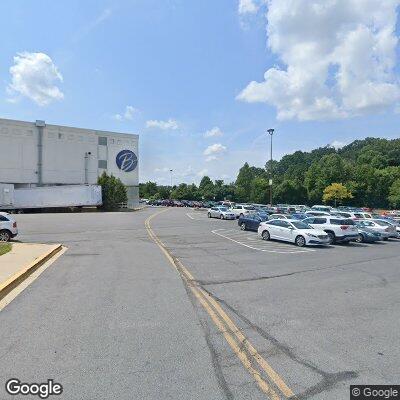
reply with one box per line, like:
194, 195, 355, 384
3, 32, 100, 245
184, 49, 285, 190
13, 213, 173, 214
0, 118, 139, 208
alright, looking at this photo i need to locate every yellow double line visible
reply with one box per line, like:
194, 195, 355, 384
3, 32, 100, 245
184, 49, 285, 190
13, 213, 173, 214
145, 209, 297, 400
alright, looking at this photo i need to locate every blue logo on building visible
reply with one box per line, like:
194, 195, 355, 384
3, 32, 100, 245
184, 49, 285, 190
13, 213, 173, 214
116, 150, 137, 172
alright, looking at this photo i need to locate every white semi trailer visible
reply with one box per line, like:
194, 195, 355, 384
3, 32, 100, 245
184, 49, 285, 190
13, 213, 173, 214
0, 184, 102, 211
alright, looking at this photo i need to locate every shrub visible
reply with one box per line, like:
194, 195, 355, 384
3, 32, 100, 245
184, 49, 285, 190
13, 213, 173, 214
97, 172, 127, 210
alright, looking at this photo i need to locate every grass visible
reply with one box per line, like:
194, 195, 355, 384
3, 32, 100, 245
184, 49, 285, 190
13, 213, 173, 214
0, 243, 12, 256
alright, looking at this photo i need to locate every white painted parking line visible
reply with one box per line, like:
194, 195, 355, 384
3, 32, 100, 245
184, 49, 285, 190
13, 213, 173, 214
186, 212, 208, 221
212, 229, 315, 254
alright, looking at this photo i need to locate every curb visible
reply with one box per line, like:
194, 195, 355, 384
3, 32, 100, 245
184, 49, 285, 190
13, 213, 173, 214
0, 244, 63, 300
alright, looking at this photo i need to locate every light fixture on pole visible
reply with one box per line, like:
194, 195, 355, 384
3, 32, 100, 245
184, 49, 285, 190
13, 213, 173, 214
267, 129, 275, 206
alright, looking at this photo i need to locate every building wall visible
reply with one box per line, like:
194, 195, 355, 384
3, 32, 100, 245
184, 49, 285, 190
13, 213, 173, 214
0, 118, 139, 206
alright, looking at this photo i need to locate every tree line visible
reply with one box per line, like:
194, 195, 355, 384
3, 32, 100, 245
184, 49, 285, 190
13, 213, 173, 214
140, 137, 400, 208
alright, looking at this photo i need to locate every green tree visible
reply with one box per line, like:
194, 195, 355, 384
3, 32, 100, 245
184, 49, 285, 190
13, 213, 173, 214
235, 163, 265, 202
322, 183, 353, 207
388, 179, 400, 208
275, 179, 307, 204
97, 172, 127, 210
139, 181, 158, 199
249, 177, 269, 204
199, 176, 215, 200
305, 154, 351, 203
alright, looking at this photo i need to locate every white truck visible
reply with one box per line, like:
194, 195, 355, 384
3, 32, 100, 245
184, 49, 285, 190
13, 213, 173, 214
0, 184, 102, 211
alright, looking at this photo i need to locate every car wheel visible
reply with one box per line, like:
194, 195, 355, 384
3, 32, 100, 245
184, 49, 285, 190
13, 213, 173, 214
261, 230, 270, 241
207, 213, 211, 218
355, 234, 364, 243
240, 223, 246, 231
295, 235, 306, 247
0, 230, 11, 242
383, 237, 388, 241
220, 214, 224, 220
326, 231, 335, 244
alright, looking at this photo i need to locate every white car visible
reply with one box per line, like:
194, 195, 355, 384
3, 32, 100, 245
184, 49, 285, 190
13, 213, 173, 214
207, 207, 236, 220
0, 212, 18, 242
269, 213, 291, 220
335, 211, 373, 219
311, 205, 334, 213
258, 219, 330, 247
230, 204, 256, 218
303, 216, 359, 244
305, 210, 331, 217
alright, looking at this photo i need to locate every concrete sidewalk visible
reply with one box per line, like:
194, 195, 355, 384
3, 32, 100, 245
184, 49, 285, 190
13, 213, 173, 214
0, 243, 61, 296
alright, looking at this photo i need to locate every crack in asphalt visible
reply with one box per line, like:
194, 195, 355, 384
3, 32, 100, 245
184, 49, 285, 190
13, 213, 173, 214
194, 253, 400, 286
169, 252, 235, 400
201, 287, 358, 400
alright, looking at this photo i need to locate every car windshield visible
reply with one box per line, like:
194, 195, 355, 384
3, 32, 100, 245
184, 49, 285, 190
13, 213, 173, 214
291, 221, 312, 229
219, 207, 228, 212
244, 206, 255, 210
362, 221, 374, 226
375, 220, 389, 226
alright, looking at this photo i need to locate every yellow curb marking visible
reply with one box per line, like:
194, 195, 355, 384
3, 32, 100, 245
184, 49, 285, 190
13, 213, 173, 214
145, 208, 297, 399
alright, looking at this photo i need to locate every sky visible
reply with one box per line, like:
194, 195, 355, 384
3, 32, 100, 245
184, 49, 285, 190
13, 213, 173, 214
1, 0, 400, 185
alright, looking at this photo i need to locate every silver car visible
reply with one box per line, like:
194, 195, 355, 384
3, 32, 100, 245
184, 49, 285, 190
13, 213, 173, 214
355, 219, 396, 240
207, 206, 236, 220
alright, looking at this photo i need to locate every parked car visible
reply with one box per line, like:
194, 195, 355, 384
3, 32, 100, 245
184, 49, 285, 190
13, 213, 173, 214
334, 211, 372, 219
258, 219, 330, 247
305, 211, 331, 217
0, 212, 18, 242
354, 219, 395, 240
372, 219, 400, 238
230, 204, 256, 218
353, 222, 383, 243
238, 214, 268, 231
207, 207, 236, 220
311, 205, 334, 213
302, 216, 359, 244
374, 217, 400, 234
290, 213, 308, 220
293, 205, 310, 212
269, 213, 291, 220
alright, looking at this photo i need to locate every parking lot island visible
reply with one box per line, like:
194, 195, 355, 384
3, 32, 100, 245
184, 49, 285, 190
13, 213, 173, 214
0, 243, 62, 301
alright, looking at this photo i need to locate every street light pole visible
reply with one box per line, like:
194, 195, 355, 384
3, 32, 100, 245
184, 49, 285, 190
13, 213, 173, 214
169, 169, 173, 187
267, 129, 274, 206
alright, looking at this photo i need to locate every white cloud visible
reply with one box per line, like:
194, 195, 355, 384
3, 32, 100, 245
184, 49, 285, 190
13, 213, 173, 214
204, 143, 227, 156
204, 143, 227, 161
237, 0, 400, 120
8, 52, 64, 106
146, 119, 179, 130
238, 0, 259, 15
154, 167, 170, 173
197, 169, 209, 177
93, 8, 112, 26
73, 8, 112, 42
204, 126, 224, 138
330, 140, 347, 149
114, 105, 138, 121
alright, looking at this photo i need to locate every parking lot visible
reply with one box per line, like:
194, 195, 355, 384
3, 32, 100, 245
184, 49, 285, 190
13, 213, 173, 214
1, 207, 399, 400
152, 208, 400, 399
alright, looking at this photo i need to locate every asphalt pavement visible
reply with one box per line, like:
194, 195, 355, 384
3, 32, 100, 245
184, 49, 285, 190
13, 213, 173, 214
0, 207, 399, 399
